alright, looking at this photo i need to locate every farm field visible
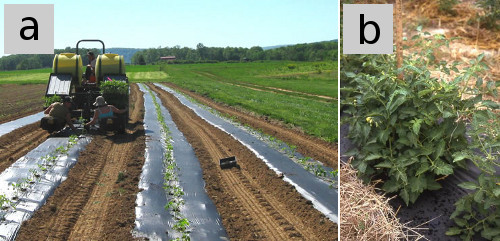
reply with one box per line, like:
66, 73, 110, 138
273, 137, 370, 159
0, 84, 45, 124
0, 60, 338, 240
150, 61, 338, 143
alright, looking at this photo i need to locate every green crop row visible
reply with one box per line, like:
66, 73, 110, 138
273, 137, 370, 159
0, 135, 79, 220
143, 84, 190, 241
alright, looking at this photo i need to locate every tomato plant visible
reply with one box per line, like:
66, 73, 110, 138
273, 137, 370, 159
342, 28, 499, 239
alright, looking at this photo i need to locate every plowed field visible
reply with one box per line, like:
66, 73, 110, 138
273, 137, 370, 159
0, 84, 45, 124
0, 83, 337, 240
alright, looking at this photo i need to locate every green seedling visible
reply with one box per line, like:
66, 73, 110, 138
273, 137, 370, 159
116, 171, 126, 183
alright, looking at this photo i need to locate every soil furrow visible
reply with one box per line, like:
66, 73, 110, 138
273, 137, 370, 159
17, 139, 111, 240
149, 83, 337, 240
188, 114, 300, 240
161, 82, 337, 169
0, 122, 48, 173
16, 83, 146, 241
67, 140, 131, 239
192, 119, 289, 239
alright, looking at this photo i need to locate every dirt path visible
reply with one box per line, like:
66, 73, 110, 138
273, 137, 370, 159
0, 84, 45, 124
0, 122, 48, 173
149, 83, 337, 240
161, 82, 338, 169
16, 83, 146, 241
194, 70, 334, 103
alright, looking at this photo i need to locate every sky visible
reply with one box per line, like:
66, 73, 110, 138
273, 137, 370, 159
0, 0, 338, 56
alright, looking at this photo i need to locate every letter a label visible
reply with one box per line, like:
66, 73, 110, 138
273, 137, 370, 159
20, 17, 39, 40
4, 4, 54, 54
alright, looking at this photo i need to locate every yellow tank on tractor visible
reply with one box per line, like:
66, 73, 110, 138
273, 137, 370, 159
40, 40, 129, 133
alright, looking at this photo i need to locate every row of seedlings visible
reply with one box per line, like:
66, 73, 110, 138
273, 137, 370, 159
144, 85, 190, 240
164, 85, 337, 188
0, 135, 79, 220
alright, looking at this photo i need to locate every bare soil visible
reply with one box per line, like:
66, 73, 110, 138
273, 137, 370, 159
149, 83, 337, 240
16, 83, 146, 241
0, 84, 45, 124
0, 122, 48, 173
160, 82, 338, 169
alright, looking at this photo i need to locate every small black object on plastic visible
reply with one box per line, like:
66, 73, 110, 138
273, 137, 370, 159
219, 156, 237, 169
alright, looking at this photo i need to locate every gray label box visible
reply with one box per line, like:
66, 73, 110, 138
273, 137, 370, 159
4, 4, 54, 54
343, 4, 393, 54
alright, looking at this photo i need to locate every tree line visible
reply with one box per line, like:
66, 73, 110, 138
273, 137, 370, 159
0, 47, 102, 71
132, 41, 338, 65
0, 41, 338, 70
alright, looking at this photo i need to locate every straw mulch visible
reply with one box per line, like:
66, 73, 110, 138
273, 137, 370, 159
340, 160, 426, 241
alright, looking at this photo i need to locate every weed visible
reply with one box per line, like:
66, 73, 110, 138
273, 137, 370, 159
117, 188, 126, 196
116, 171, 126, 183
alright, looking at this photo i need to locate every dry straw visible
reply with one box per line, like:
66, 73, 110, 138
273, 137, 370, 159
340, 158, 426, 241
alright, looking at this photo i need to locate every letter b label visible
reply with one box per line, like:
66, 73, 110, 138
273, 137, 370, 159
4, 4, 54, 54
343, 4, 393, 54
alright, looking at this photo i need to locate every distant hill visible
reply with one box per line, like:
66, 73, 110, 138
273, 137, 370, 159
262, 44, 292, 50
107, 48, 145, 64
262, 40, 337, 50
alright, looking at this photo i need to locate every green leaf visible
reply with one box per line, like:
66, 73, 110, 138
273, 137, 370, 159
382, 179, 400, 193
418, 89, 433, 97
453, 151, 470, 163
446, 227, 462, 236
365, 153, 382, 161
426, 176, 442, 190
473, 190, 484, 203
481, 227, 500, 239
433, 160, 454, 175
434, 140, 446, 159
482, 100, 500, 109
400, 188, 410, 206
377, 129, 390, 143
344, 148, 359, 157
476, 77, 483, 88
375, 161, 392, 169
458, 182, 478, 190
416, 162, 430, 176
387, 90, 407, 115
453, 218, 467, 227
443, 111, 454, 118
345, 72, 356, 78
493, 187, 500, 197
357, 161, 368, 173
412, 119, 422, 135
409, 175, 426, 193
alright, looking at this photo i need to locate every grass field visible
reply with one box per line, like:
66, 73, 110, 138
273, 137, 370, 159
0, 61, 338, 143
156, 61, 337, 143
0, 68, 51, 84
162, 61, 337, 99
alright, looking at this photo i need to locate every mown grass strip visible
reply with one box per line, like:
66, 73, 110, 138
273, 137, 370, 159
128, 71, 169, 82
